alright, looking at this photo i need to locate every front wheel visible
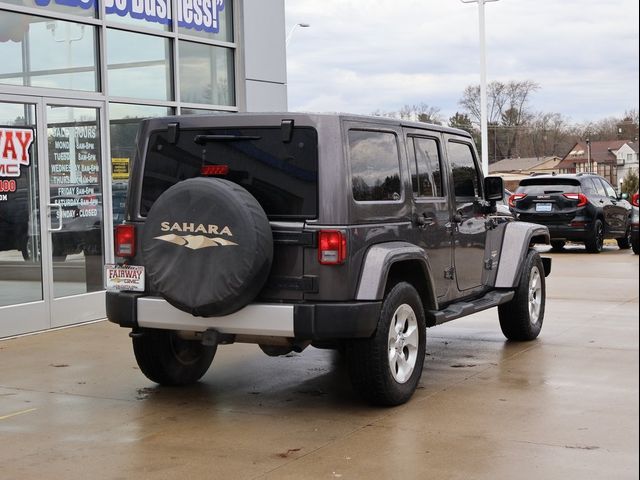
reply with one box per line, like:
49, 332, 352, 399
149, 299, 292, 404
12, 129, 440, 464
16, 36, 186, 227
498, 250, 545, 341
346, 282, 426, 406
132, 329, 216, 385
616, 225, 631, 250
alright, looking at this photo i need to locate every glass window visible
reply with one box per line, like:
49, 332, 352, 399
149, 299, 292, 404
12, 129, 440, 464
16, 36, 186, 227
349, 130, 402, 202
448, 141, 480, 198
410, 137, 443, 197
1, 0, 97, 18
599, 178, 617, 198
142, 126, 318, 219
0, 101, 43, 306
180, 107, 224, 115
109, 103, 172, 224
178, 0, 233, 42
179, 40, 234, 106
106, 29, 172, 101
592, 178, 606, 196
0, 10, 98, 91
581, 178, 598, 195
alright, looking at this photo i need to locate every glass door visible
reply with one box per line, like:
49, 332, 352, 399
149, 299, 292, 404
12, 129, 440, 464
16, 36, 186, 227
44, 101, 107, 328
0, 97, 48, 337
0, 96, 108, 338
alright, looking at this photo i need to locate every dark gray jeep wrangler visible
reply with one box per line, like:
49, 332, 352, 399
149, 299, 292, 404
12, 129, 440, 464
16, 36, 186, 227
106, 113, 551, 406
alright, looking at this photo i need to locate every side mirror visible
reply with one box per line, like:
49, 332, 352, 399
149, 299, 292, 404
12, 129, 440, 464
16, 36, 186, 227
619, 192, 629, 200
484, 176, 504, 202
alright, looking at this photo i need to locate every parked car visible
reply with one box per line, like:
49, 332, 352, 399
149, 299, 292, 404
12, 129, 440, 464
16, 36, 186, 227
107, 113, 551, 406
509, 173, 632, 253
631, 191, 639, 255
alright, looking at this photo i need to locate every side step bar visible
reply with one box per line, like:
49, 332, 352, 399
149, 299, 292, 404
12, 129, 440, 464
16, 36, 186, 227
426, 290, 515, 326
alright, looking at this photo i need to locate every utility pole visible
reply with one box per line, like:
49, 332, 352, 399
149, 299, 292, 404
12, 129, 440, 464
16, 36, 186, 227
461, 0, 500, 176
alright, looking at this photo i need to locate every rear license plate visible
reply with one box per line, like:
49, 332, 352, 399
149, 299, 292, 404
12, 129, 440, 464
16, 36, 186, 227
105, 265, 145, 292
535, 203, 552, 212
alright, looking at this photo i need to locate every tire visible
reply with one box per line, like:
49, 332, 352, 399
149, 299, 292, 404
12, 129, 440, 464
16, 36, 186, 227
498, 250, 545, 341
584, 218, 604, 253
633, 236, 639, 255
616, 224, 631, 250
259, 344, 294, 357
346, 282, 426, 406
141, 178, 273, 317
132, 329, 216, 386
550, 240, 565, 251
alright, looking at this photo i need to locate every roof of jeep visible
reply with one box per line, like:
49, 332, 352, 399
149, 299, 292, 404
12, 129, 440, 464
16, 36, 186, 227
140, 112, 472, 138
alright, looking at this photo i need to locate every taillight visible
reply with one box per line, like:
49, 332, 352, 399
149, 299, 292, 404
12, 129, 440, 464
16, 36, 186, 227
632, 193, 639, 207
508, 193, 526, 208
201, 165, 229, 176
115, 224, 135, 257
563, 193, 588, 207
318, 230, 347, 265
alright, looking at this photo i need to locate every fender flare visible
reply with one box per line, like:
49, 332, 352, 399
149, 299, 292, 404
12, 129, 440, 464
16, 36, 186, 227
494, 222, 550, 289
355, 241, 437, 306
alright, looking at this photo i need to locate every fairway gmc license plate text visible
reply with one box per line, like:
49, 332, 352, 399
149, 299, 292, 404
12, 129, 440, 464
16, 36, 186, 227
105, 265, 145, 292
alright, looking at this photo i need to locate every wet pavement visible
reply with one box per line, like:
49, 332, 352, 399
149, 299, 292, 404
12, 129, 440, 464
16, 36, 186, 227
1, 245, 638, 479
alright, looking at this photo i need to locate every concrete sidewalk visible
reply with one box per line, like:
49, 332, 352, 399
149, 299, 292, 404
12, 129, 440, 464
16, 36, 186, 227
1, 246, 638, 479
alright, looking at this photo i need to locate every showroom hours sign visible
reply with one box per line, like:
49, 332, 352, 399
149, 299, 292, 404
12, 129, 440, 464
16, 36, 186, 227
49, 124, 101, 222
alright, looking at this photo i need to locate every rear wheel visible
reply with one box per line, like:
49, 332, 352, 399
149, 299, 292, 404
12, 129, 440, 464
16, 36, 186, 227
498, 250, 545, 341
585, 219, 604, 253
132, 329, 216, 385
616, 224, 631, 250
346, 282, 426, 406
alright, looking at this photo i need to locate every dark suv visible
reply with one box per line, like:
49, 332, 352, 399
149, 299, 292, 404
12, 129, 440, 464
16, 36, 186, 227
107, 113, 551, 406
509, 173, 632, 253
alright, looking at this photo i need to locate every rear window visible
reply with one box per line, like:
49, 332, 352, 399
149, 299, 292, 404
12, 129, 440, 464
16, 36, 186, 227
140, 127, 318, 219
516, 178, 582, 195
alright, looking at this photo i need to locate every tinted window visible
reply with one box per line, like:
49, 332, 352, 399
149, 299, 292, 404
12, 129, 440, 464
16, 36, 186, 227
517, 178, 581, 195
409, 137, 443, 198
599, 178, 617, 198
349, 130, 402, 202
448, 141, 480, 198
581, 178, 598, 195
142, 126, 318, 219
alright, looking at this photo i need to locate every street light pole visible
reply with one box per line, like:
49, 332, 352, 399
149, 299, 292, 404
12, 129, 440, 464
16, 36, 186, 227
461, 0, 499, 176
286, 23, 310, 47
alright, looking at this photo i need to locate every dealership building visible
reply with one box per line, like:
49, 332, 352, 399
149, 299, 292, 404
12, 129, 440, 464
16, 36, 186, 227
0, 0, 288, 337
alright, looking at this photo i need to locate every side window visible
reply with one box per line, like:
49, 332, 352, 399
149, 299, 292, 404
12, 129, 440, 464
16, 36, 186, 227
409, 136, 443, 198
600, 178, 617, 198
581, 178, 597, 195
593, 178, 607, 196
448, 141, 481, 198
349, 130, 402, 202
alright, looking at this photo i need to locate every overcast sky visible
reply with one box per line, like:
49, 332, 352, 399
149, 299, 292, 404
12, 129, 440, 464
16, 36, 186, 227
284, 0, 639, 124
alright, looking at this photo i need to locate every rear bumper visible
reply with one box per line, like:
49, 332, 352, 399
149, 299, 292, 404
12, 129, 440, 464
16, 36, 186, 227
106, 291, 381, 340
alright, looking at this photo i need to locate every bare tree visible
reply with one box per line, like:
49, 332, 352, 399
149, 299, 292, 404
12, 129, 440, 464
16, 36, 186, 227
460, 80, 540, 161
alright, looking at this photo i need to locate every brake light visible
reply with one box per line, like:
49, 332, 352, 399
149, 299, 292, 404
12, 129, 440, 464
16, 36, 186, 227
508, 193, 526, 208
201, 165, 229, 176
632, 193, 639, 207
115, 224, 135, 257
563, 193, 588, 207
318, 230, 347, 265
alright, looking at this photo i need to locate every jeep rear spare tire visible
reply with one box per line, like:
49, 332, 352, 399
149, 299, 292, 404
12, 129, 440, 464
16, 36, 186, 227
142, 177, 273, 317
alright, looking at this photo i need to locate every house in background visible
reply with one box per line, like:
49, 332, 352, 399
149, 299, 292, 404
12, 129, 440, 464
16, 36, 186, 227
556, 140, 633, 188
614, 142, 639, 188
489, 156, 561, 191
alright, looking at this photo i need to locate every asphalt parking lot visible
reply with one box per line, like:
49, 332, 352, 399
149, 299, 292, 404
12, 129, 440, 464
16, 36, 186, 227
1, 244, 638, 480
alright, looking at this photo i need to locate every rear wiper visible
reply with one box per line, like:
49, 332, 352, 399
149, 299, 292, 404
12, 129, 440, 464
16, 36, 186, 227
194, 134, 262, 145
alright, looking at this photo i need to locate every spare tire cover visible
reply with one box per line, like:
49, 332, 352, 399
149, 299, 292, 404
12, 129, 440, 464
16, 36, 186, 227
142, 177, 273, 317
